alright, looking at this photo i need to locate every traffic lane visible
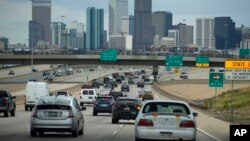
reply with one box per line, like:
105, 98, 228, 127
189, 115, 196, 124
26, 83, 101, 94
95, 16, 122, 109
151, 85, 222, 141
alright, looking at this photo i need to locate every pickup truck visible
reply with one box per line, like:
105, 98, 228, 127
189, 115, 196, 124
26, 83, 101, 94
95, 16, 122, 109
0, 90, 16, 117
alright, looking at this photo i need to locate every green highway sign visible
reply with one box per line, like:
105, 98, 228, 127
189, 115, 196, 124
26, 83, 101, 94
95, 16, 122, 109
165, 55, 183, 66
239, 49, 250, 58
209, 72, 224, 87
196, 56, 209, 67
100, 49, 117, 62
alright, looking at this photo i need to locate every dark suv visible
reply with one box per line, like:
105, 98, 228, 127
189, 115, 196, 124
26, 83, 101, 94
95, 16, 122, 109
112, 97, 141, 123
0, 90, 16, 117
93, 96, 114, 116
109, 91, 124, 101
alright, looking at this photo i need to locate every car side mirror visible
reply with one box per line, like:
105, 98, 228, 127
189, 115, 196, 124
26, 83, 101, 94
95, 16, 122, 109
193, 112, 198, 117
12, 96, 16, 99
81, 106, 86, 111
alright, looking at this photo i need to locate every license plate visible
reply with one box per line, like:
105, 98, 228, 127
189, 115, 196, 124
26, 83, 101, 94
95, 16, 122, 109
48, 112, 58, 117
100, 104, 108, 107
160, 132, 172, 137
124, 107, 130, 111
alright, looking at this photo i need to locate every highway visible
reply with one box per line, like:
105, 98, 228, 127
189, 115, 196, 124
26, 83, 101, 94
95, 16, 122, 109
0, 84, 218, 141
0, 65, 228, 141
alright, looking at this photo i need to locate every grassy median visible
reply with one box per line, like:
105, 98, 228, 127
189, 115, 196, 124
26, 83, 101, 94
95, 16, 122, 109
209, 87, 250, 124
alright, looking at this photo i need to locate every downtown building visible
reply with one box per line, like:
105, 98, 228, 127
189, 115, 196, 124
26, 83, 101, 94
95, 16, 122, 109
196, 17, 216, 50
152, 11, 173, 37
51, 22, 68, 49
121, 15, 134, 36
68, 21, 85, 50
109, 0, 128, 35
86, 7, 104, 51
0, 37, 8, 51
168, 30, 180, 47
173, 23, 194, 47
134, 0, 154, 52
214, 17, 236, 50
29, 0, 51, 47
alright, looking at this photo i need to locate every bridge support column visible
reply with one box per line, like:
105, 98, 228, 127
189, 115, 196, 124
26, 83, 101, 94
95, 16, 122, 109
152, 65, 159, 82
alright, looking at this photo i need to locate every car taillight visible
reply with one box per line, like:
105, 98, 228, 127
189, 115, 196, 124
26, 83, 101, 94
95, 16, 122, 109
3, 99, 8, 105
134, 104, 141, 110
179, 120, 195, 128
138, 119, 154, 127
32, 111, 38, 117
68, 108, 74, 118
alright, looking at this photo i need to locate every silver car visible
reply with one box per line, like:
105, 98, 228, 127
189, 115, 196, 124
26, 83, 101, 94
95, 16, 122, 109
135, 100, 198, 141
30, 96, 86, 137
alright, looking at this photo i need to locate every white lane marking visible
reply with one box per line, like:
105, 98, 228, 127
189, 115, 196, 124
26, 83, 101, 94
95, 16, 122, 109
120, 125, 123, 128
198, 128, 222, 141
113, 131, 117, 135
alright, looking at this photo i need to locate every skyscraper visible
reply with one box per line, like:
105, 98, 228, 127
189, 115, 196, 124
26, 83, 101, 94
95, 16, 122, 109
152, 11, 173, 37
31, 0, 51, 45
196, 17, 215, 50
214, 17, 236, 50
134, 0, 154, 52
0, 37, 8, 50
51, 22, 68, 48
121, 15, 134, 36
109, 0, 128, 35
173, 23, 193, 47
29, 20, 42, 47
86, 7, 104, 51
168, 30, 180, 47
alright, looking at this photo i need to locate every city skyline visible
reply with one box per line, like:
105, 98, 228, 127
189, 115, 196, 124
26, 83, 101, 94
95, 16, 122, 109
0, 0, 249, 44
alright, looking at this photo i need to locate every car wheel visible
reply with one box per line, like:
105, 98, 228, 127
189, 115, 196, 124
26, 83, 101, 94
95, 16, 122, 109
38, 131, 44, 136
72, 129, 78, 137
25, 106, 28, 111
30, 129, 37, 137
80, 103, 83, 106
4, 109, 9, 117
10, 108, 15, 116
78, 125, 84, 135
29, 107, 33, 111
112, 118, 118, 124
93, 111, 98, 116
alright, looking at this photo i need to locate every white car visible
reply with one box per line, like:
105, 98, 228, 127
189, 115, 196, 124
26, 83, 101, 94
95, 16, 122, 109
135, 100, 198, 141
100, 89, 111, 96
79, 89, 97, 106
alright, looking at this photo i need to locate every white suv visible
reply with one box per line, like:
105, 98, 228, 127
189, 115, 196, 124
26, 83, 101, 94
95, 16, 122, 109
80, 89, 97, 106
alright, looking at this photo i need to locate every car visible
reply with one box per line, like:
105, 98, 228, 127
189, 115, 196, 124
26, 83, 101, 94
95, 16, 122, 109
210, 68, 215, 72
116, 77, 122, 83
106, 80, 118, 87
79, 89, 98, 106
128, 77, 134, 84
143, 77, 152, 83
100, 89, 111, 96
42, 71, 50, 77
135, 100, 198, 141
109, 91, 124, 101
30, 96, 86, 137
92, 79, 103, 86
112, 97, 142, 124
112, 73, 119, 79
121, 83, 130, 92
103, 77, 110, 84
141, 70, 146, 74
32, 67, 38, 72
25, 82, 50, 111
93, 96, 114, 116
180, 72, 188, 79
81, 84, 92, 89
77, 69, 84, 73
92, 81, 100, 88
89, 68, 94, 71
137, 81, 144, 88
56, 91, 72, 96
0, 90, 16, 117
8, 70, 15, 75
66, 68, 74, 75
104, 83, 114, 90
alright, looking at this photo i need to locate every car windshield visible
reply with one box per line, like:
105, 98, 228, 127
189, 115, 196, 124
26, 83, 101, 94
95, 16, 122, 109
116, 99, 138, 105
142, 102, 191, 115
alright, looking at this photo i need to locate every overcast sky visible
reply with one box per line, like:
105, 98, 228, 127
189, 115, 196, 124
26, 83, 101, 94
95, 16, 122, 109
0, 0, 249, 44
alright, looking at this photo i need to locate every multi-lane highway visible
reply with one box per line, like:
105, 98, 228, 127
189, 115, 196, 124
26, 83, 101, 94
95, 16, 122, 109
0, 65, 229, 141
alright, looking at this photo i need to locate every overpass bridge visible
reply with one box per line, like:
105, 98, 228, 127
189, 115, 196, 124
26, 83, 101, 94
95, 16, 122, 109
0, 54, 226, 67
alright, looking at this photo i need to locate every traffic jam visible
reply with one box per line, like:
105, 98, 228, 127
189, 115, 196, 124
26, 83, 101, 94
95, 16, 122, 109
0, 69, 198, 141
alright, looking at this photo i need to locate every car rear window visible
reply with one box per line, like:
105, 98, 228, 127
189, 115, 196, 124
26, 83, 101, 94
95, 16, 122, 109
0, 91, 8, 98
38, 99, 71, 105
57, 92, 67, 96
97, 97, 112, 103
36, 105, 71, 110
116, 99, 139, 105
142, 102, 190, 115
89, 90, 94, 95
82, 90, 88, 95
